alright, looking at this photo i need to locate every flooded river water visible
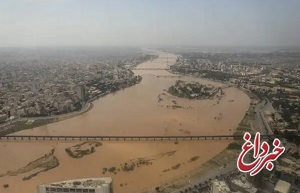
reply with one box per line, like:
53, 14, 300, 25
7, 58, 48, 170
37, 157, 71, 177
0, 51, 250, 193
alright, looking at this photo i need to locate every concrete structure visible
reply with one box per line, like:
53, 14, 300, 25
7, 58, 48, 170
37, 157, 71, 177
231, 176, 257, 193
0, 114, 7, 123
275, 157, 300, 188
76, 85, 87, 102
274, 180, 291, 193
209, 180, 230, 193
37, 177, 112, 193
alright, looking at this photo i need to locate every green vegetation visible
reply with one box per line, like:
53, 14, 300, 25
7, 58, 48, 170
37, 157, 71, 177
65, 142, 102, 158
226, 142, 242, 150
0, 118, 56, 135
108, 167, 116, 173
168, 80, 220, 100
0, 148, 59, 181
189, 156, 200, 162
172, 163, 181, 170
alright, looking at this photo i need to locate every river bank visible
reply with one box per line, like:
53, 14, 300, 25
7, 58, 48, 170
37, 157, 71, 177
0, 102, 93, 136
0, 74, 143, 136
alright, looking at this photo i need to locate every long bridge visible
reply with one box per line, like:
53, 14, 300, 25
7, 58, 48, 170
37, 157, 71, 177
133, 68, 170, 70
156, 75, 182, 78
0, 134, 277, 142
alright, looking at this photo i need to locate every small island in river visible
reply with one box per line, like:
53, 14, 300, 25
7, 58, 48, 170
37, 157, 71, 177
168, 80, 223, 100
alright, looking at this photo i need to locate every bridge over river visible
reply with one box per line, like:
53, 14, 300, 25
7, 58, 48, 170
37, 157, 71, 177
0, 134, 277, 142
133, 68, 170, 70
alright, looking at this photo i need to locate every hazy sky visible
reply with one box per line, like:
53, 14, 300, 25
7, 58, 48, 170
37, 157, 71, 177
1, 0, 300, 47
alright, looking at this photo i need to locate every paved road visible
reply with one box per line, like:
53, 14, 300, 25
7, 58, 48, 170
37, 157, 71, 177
171, 161, 238, 193
253, 98, 274, 135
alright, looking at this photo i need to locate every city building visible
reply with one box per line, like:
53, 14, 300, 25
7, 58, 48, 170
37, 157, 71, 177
37, 177, 112, 193
209, 179, 230, 193
0, 114, 7, 123
274, 180, 291, 193
231, 176, 258, 193
76, 85, 87, 102
275, 157, 300, 188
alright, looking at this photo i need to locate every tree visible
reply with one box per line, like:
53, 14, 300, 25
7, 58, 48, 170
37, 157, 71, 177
155, 187, 160, 192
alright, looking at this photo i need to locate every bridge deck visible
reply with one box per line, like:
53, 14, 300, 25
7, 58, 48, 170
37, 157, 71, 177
0, 135, 276, 141
133, 68, 169, 70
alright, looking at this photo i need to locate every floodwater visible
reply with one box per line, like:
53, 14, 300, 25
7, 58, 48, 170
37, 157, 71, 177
0, 51, 250, 193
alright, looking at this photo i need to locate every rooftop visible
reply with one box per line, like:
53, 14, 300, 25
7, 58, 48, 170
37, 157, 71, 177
211, 180, 230, 193
274, 180, 291, 193
39, 177, 112, 189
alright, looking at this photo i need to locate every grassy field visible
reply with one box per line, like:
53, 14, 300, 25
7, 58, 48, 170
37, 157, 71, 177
0, 103, 94, 136
0, 118, 57, 135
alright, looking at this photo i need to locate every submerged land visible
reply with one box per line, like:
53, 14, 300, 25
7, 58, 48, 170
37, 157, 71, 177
0, 50, 250, 193
1, 48, 299, 193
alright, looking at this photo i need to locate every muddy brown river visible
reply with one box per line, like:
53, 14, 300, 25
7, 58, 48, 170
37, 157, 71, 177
0, 51, 250, 193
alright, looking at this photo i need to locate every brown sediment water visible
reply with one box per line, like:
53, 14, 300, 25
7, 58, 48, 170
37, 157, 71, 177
0, 51, 250, 193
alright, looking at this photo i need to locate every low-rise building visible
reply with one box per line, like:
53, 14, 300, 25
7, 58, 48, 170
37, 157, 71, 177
37, 177, 112, 193
275, 157, 300, 188
231, 176, 257, 193
209, 179, 230, 193
274, 180, 291, 193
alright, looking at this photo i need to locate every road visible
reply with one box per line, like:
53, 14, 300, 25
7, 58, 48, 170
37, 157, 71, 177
253, 98, 274, 135
171, 161, 238, 193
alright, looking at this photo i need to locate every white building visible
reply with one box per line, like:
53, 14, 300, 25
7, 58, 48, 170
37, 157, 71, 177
274, 180, 291, 193
210, 179, 230, 193
231, 176, 257, 193
37, 177, 112, 193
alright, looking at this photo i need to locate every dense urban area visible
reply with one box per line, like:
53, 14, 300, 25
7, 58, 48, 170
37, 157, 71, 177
0, 48, 156, 122
167, 49, 300, 193
1, 48, 300, 193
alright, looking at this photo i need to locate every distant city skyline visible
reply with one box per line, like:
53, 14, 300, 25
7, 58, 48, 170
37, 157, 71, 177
1, 0, 300, 48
